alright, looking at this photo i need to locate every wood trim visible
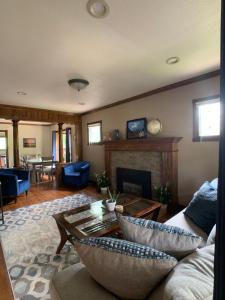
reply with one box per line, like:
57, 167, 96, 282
0, 130, 9, 168
0, 104, 79, 124
12, 120, 19, 167
0, 121, 53, 126
82, 70, 220, 116
104, 137, 182, 209
104, 137, 183, 152
192, 94, 220, 142
0, 241, 14, 300
58, 123, 64, 163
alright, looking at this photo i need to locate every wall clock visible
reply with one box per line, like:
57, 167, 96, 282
147, 119, 162, 135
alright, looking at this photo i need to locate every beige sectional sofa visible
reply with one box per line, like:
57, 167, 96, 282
50, 210, 214, 300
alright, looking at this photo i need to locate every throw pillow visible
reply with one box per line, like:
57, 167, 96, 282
149, 244, 214, 300
75, 237, 177, 300
207, 225, 216, 245
210, 178, 218, 190
184, 188, 217, 235
117, 215, 203, 259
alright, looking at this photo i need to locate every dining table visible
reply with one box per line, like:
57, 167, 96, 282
26, 158, 59, 184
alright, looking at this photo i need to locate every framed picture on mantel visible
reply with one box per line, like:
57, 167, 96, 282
126, 118, 147, 140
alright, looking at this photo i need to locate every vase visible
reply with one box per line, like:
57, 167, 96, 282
100, 187, 108, 195
106, 200, 116, 211
159, 204, 168, 218
112, 129, 120, 140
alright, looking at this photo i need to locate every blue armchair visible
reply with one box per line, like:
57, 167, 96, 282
62, 161, 90, 188
0, 168, 30, 202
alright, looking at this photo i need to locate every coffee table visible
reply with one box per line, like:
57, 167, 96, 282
53, 194, 161, 254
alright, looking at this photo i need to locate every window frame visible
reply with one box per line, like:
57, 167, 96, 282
192, 94, 220, 142
87, 120, 103, 145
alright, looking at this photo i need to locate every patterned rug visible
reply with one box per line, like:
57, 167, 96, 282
0, 194, 97, 300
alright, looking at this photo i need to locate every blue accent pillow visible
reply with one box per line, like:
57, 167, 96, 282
184, 185, 217, 235
210, 178, 218, 190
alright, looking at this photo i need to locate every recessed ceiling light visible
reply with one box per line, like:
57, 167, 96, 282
78, 102, 86, 106
166, 57, 180, 65
16, 91, 27, 95
87, 0, 109, 18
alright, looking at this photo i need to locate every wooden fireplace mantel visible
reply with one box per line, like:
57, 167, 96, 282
104, 137, 182, 152
104, 137, 183, 209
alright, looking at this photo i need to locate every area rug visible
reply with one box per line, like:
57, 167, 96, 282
0, 193, 97, 300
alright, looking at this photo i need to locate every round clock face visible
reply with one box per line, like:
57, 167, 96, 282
147, 119, 162, 135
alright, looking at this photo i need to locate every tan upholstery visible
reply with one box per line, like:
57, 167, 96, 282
165, 209, 208, 243
149, 244, 214, 300
50, 210, 210, 300
50, 262, 118, 300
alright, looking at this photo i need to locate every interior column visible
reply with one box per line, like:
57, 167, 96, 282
12, 120, 20, 168
58, 123, 64, 163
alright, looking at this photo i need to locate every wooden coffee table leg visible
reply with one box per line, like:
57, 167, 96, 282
152, 207, 160, 221
56, 222, 68, 254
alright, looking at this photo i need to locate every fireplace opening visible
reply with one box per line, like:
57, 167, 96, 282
116, 167, 151, 199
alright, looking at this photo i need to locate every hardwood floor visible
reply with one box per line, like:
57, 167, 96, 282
0, 241, 14, 300
3, 182, 98, 212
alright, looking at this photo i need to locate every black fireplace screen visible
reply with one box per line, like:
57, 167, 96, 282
116, 167, 151, 199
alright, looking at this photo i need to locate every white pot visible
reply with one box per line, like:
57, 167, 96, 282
106, 200, 116, 211
101, 187, 108, 194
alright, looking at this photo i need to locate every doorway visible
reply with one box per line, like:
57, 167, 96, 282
52, 128, 72, 162
0, 130, 9, 168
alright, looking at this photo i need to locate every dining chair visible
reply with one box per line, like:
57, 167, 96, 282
41, 156, 55, 181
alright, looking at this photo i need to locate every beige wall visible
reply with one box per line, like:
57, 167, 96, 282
0, 123, 52, 167
82, 76, 220, 205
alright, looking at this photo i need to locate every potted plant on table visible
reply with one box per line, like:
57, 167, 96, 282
106, 189, 120, 211
95, 171, 110, 194
153, 183, 171, 217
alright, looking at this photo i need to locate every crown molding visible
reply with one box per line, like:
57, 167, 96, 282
82, 69, 220, 116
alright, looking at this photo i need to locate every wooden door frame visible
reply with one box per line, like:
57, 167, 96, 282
0, 130, 9, 168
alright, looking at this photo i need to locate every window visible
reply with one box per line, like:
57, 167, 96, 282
193, 95, 220, 141
87, 121, 102, 145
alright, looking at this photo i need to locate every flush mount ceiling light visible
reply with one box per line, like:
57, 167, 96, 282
68, 79, 89, 92
166, 56, 180, 65
87, 0, 109, 18
16, 91, 27, 95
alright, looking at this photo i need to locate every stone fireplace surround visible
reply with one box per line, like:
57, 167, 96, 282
104, 137, 182, 208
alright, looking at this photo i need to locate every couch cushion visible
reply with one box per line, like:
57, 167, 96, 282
118, 215, 203, 259
184, 186, 217, 235
207, 225, 216, 245
149, 244, 214, 300
50, 262, 118, 300
75, 237, 177, 300
165, 209, 208, 242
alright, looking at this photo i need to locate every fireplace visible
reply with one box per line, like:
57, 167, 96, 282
116, 167, 152, 199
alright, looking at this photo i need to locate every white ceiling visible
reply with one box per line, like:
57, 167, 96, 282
0, 0, 220, 113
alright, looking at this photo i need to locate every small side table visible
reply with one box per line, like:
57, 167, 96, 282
0, 182, 4, 224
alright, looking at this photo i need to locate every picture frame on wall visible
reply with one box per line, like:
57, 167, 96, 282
126, 118, 147, 139
23, 138, 36, 148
